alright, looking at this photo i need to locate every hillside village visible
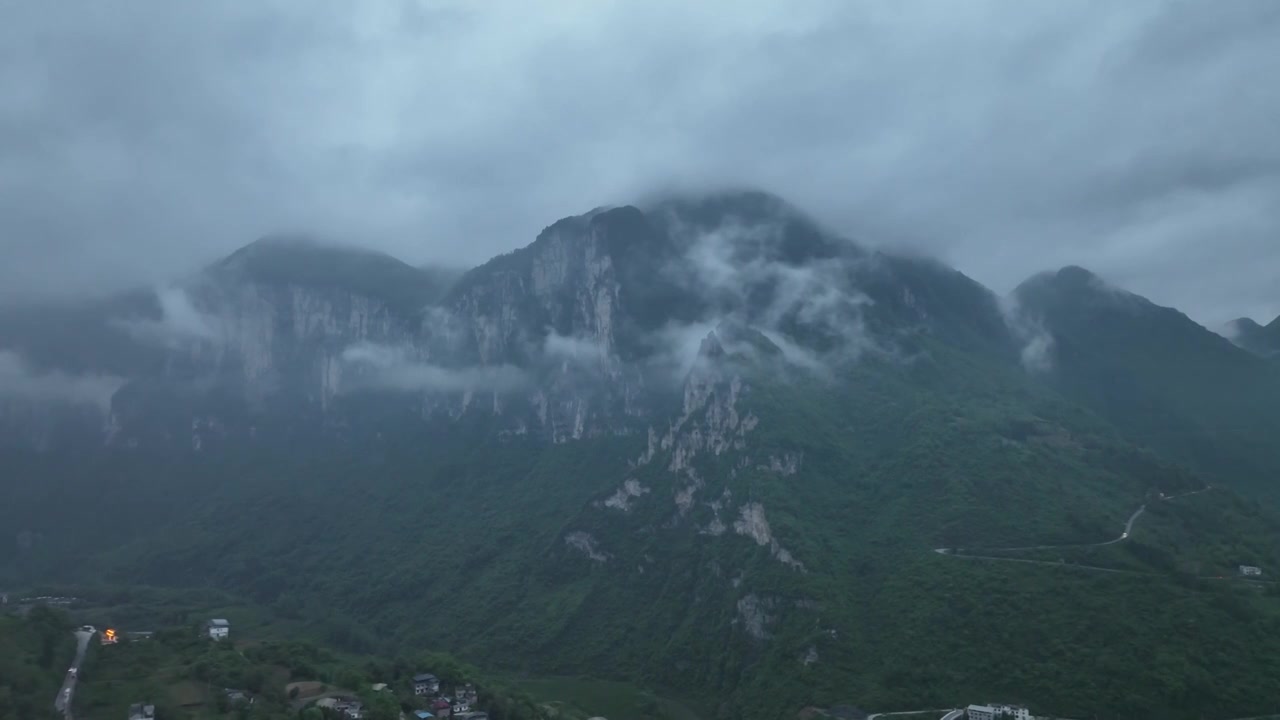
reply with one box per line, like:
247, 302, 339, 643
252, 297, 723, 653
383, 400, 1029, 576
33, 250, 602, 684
0, 593, 550, 720
111, 616, 502, 720
7, 591, 1271, 720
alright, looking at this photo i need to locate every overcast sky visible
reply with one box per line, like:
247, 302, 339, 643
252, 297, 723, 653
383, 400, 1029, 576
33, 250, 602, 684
1, 1, 1277, 325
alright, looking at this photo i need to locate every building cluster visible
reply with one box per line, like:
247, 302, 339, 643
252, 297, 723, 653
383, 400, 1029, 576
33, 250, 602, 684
1239, 565, 1264, 577
966, 703, 1032, 720
316, 696, 367, 718
311, 674, 485, 719
114, 618, 493, 720
412, 674, 485, 719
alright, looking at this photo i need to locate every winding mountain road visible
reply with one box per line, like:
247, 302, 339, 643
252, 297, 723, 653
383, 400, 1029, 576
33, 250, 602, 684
53, 628, 94, 719
934, 486, 1216, 570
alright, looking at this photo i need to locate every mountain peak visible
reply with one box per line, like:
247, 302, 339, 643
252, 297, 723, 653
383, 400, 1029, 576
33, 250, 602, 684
645, 189, 810, 231
1228, 317, 1265, 333
1224, 315, 1280, 358
1055, 265, 1100, 284
210, 235, 450, 311
218, 234, 398, 268
1016, 265, 1130, 302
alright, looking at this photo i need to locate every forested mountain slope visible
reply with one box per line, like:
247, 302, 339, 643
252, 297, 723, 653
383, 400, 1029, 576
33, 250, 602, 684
4, 192, 1280, 719
1012, 267, 1280, 500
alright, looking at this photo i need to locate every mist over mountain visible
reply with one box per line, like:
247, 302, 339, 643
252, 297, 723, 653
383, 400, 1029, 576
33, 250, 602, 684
5, 3, 1280, 719
1224, 315, 1280, 358
0, 191, 1013, 446
5, 190, 1280, 719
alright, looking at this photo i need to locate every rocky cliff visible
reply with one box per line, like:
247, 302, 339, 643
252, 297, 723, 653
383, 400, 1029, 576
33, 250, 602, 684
0, 191, 1024, 452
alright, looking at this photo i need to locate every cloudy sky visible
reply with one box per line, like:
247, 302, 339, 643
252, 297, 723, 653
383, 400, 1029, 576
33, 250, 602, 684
1, 0, 1277, 325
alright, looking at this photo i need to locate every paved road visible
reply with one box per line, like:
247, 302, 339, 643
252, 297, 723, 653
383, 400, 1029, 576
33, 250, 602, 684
935, 549, 1151, 575
928, 485, 1280, 583
866, 710, 955, 719
937, 486, 1216, 557
53, 629, 94, 719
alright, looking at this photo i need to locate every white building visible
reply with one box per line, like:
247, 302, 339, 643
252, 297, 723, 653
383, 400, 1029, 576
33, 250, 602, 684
1240, 565, 1263, 576
206, 618, 230, 641
967, 704, 1031, 720
413, 673, 440, 696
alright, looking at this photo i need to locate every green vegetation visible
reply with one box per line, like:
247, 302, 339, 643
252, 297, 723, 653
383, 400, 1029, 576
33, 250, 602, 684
1015, 267, 1280, 502
70, 615, 546, 719
9, 332, 1280, 719
0, 607, 72, 720
503, 677, 706, 720
8, 205, 1280, 719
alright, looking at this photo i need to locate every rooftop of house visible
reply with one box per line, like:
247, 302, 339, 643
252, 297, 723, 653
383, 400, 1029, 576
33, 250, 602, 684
414, 673, 439, 682
207, 618, 230, 627
415, 712, 435, 719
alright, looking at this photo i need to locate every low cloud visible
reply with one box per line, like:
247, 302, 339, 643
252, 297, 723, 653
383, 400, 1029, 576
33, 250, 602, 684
118, 286, 221, 348
0, 351, 123, 410
543, 332, 610, 364
756, 328, 827, 374
650, 320, 720, 379
999, 297, 1055, 373
656, 213, 878, 375
648, 318, 828, 384
340, 342, 529, 393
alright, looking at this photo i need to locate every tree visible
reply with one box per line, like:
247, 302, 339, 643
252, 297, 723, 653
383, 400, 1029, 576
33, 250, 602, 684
364, 692, 400, 720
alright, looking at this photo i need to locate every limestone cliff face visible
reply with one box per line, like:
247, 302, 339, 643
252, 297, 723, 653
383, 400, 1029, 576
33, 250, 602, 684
194, 281, 410, 399
422, 206, 659, 441
2, 190, 992, 450
0, 206, 683, 447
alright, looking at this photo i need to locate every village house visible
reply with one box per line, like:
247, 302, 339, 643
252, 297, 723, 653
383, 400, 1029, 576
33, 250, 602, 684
1240, 565, 1263, 576
414, 673, 441, 696
431, 698, 453, 717
127, 702, 156, 720
332, 699, 365, 719
206, 618, 230, 640
966, 703, 1031, 720
453, 683, 478, 706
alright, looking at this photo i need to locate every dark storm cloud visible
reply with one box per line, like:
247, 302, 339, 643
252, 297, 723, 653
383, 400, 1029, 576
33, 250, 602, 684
1, 0, 1277, 325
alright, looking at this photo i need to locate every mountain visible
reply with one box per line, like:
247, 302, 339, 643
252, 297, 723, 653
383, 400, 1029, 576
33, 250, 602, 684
1011, 266, 1280, 500
4, 193, 1280, 719
1224, 315, 1280, 358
